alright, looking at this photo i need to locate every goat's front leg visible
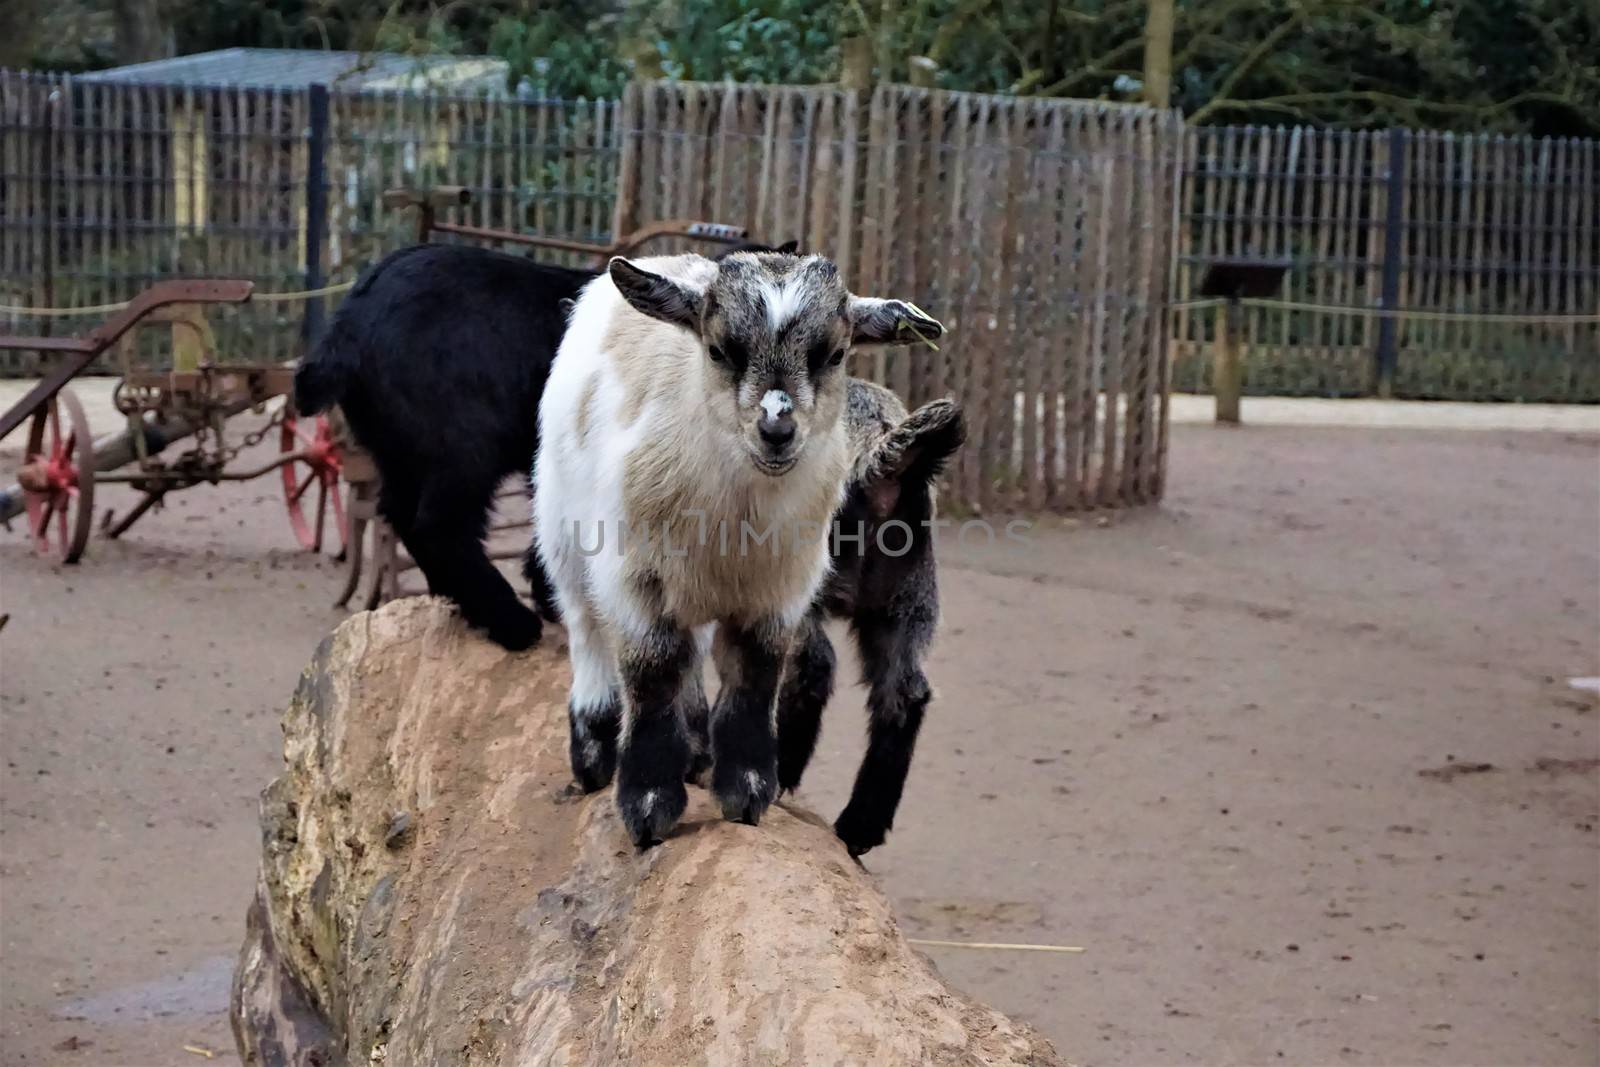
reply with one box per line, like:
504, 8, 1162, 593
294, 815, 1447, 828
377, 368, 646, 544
834, 615, 932, 856
563, 601, 621, 793
710, 619, 787, 825
776, 608, 836, 794
616, 621, 697, 848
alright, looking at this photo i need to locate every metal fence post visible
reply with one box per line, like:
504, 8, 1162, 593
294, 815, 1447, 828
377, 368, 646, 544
302, 83, 329, 346
1373, 126, 1407, 397
40, 83, 64, 333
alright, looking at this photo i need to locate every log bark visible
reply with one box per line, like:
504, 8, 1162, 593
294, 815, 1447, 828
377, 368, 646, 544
231, 598, 1063, 1067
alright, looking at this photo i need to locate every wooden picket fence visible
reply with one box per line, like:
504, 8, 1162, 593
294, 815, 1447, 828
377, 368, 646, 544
0, 70, 620, 370
617, 82, 1185, 512
7, 68, 1598, 407
1174, 125, 1600, 401
2, 72, 1183, 512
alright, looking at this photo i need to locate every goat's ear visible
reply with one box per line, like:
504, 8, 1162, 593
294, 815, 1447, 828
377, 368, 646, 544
846, 296, 945, 347
775, 239, 800, 254
609, 257, 704, 331
860, 399, 966, 516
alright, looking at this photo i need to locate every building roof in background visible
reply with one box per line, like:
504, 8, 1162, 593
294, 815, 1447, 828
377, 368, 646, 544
78, 48, 510, 93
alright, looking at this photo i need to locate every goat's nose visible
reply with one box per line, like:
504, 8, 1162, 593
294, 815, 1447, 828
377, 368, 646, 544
759, 413, 796, 450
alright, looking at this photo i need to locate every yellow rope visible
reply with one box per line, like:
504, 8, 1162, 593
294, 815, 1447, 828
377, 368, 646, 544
3, 284, 1592, 325
906, 938, 1086, 954
249, 280, 357, 303
1172, 296, 1600, 324
0, 280, 356, 317
1239, 297, 1600, 324
0, 298, 138, 317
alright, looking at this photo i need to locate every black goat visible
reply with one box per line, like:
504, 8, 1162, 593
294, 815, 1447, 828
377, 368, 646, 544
293, 239, 793, 650
776, 380, 966, 856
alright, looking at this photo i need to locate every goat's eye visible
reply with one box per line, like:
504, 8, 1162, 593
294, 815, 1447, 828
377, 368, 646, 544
711, 339, 748, 370
808, 339, 844, 373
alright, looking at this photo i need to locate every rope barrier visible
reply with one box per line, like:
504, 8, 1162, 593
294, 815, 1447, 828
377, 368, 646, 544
0, 279, 356, 317
248, 280, 358, 303
1239, 298, 1600, 325
1, 285, 1593, 325
1171, 296, 1600, 324
0, 298, 140, 317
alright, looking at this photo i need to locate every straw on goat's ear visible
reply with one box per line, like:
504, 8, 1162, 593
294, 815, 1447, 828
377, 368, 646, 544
860, 399, 966, 516
609, 257, 704, 331
846, 297, 945, 348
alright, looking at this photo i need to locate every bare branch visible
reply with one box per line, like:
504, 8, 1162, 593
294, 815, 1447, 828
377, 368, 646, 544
1037, 36, 1146, 96
1189, 6, 1310, 124
926, 0, 995, 65
981, 14, 1031, 71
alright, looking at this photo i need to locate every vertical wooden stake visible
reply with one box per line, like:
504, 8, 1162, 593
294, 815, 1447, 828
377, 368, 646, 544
1214, 299, 1243, 424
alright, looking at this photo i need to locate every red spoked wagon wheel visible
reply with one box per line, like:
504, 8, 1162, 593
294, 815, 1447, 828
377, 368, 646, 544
20, 387, 95, 564
280, 412, 348, 553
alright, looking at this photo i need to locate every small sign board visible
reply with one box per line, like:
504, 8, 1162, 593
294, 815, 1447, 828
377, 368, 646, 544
1198, 258, 1291, 300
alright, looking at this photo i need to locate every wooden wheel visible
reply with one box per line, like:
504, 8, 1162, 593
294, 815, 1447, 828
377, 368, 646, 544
20, 387, 95, 564
280, 413, 348, 553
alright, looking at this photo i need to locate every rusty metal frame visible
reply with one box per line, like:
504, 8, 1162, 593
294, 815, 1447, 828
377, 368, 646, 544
381, 186, 750, 265
0, 279, 254, 443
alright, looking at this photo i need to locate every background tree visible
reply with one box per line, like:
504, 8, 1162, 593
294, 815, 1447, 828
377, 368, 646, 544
23, 0, 1600, 136
0, 0, 46, 68
1142, 0, 1175, 108
111, 0, 170, 64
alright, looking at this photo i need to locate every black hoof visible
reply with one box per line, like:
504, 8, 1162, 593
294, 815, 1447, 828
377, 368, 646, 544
712, 761, 777, 826
685, 749, 712, 785
617, 779, 687, 848
776, 753, 807, 795
567, 697, 619, 793
834, 805, 888, 856
483, 603, 542, 652
569, 728, 617, 793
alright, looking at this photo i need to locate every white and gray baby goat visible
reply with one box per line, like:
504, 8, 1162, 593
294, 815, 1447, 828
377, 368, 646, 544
534, 250, 943, 848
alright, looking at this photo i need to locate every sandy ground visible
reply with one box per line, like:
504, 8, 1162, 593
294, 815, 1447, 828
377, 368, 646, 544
1, 407, 1597, 1066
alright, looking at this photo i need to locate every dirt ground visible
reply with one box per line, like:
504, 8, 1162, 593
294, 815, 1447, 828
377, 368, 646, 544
2, 419, 1597, 1067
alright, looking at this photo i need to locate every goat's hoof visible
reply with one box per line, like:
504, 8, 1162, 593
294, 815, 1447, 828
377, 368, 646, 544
484, 604, 542, 651
568, 695, 620, 792
569, 735, 617, 794
712, 763, 777, 826
617, 780, 687, 849
834, 806, 888, 856
685, 750, 712, 786
776, 759, 806, 795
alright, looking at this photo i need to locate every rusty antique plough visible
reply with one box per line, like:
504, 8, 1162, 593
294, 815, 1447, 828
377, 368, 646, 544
0, 280, 347, 563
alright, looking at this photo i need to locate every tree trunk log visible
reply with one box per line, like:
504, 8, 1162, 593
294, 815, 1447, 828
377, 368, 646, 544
230, 599, 1063, 1067
1142, 0, 1176, 109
